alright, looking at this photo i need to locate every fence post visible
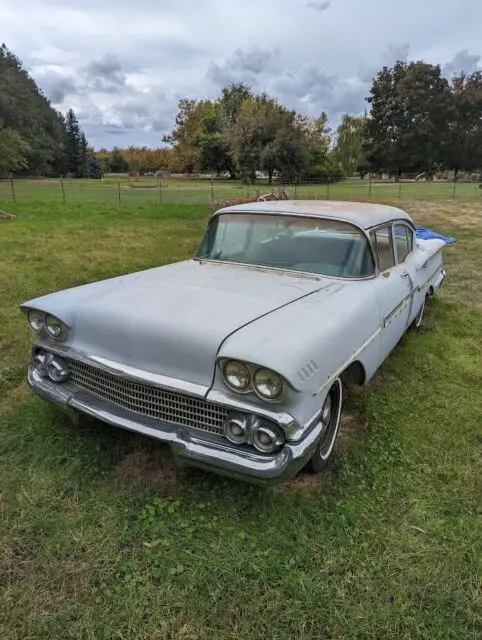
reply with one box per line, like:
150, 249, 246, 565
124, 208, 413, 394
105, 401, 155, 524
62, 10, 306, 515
398, 173, 402, 198
158, 178, 163, 204
10, 175, 16, 202
60, 176, 66, 204
452, 178, 457, 199
368, 174, 372, 200
117, 179, 121, 204
246, 180, 249, 199
294, 178, 298, 200
326, 180, 330, 200
211, 176, 214, 205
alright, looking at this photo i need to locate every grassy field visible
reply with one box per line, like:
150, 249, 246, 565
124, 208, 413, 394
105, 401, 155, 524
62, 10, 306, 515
0, 198, 481, 639
1, 175, 482, 206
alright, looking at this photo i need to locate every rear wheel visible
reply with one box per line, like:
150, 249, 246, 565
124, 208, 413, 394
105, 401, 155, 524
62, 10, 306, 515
307, 378, 343, 474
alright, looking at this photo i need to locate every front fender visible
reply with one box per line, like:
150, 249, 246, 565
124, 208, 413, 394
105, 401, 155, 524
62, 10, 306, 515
217, 280, 381, 428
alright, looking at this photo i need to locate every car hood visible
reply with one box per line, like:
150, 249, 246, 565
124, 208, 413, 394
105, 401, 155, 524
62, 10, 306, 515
23, 260, 341, 390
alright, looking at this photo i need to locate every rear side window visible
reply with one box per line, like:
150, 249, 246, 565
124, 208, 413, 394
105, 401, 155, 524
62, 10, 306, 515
371, 226, 395, 271
394, 224, 413, 263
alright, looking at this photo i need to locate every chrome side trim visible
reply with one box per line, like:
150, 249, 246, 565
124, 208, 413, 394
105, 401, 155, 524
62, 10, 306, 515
433, 269, 446, 290
383, 291, 413, 327
427, 266, 444, 287
313, 326, 382, 397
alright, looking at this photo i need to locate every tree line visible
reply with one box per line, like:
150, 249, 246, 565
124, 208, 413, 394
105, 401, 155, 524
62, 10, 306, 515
160, 84, 344, 182
101, 61, 482, 182
365, 61, 482, 178
1, 40, 481, 181
0, 44, 100, 178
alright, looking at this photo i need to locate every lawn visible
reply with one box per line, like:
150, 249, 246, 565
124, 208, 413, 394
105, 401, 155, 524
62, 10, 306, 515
1, 175, 482, 206
0, 198, 481, 639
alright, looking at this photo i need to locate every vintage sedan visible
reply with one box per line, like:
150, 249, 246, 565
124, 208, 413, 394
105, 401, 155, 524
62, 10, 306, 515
22, 201, 448, 485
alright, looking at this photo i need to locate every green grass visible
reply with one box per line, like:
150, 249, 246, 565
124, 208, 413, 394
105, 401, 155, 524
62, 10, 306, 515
1, 175, 482, 206
0, 199, 481, 639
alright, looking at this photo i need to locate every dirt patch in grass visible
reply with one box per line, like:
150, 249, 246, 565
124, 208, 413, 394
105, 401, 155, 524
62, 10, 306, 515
337, 412, 369, 449
114, 441, 180, 493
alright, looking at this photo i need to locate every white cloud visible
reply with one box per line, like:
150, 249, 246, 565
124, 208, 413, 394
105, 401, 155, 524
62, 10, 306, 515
306, 1, 331, 11
442, 50, 481, 78
2, 0, 481, 147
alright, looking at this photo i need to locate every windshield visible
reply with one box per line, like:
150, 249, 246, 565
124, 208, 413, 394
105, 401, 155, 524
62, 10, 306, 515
196, 213, 374, 278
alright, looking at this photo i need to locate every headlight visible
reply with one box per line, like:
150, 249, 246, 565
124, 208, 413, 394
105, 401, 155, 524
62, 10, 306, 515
252, 424, 285, 453
32, 351, 48, 377
223, 415, 248, 445
223, 360, 250, 392
45, 314, 68, 340
253, 368, 283, 400
46, 355, 70, 383
28, 309, 45, 333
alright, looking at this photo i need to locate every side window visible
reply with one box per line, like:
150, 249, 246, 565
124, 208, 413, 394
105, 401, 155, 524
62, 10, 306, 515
371, 226, 395, 272
394, 224, 412, 263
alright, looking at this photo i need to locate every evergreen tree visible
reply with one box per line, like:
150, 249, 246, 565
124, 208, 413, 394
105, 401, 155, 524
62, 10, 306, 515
89, 154, 102, 179
64, 109, 83, 176
79, 132, 89, 178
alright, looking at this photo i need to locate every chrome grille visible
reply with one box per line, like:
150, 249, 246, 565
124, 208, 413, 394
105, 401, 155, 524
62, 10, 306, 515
66, 359, 228, 435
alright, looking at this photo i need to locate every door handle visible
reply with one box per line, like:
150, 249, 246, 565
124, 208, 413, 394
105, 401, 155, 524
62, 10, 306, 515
401, 271, 410, 278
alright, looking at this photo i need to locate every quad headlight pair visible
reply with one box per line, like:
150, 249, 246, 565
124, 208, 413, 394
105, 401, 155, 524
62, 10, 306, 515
223, 413, 285, 454
222, 360, 285, 401
27, 309, 68, 340
32, 349, 70, 383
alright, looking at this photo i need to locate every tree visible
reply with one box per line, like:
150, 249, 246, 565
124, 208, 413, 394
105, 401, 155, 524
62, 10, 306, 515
79, 132, 89, 178
364, 61, 452, 175
444, 72, 482, 177
163, 85, 255, 177
230, 95, 308, 182
162, 98, 206, 173
219, 82, 253, 126
108, 148, 129, 173
194, 102, 235, 175
64, 109, 91, 178
0, 44, 73, 175
295, 112, 342, 181
334, 115, 366, 176
0, 127, 30, 174
88, 154, 102, 179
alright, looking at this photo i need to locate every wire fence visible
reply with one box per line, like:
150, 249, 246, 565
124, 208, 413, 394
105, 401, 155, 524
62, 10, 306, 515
1, 174, 481, 207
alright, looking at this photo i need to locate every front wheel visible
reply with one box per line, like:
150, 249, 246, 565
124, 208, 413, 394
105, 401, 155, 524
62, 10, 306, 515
307, 378, 343, 474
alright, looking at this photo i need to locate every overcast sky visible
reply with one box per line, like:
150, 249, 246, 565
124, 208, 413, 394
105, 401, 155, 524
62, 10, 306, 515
2, 0, 481, 148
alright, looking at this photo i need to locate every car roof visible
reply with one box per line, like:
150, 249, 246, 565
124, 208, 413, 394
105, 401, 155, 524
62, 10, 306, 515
214, 200, 414, 230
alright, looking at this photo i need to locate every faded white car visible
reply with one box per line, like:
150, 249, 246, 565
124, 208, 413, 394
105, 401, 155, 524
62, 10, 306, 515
22, 201, 448, 485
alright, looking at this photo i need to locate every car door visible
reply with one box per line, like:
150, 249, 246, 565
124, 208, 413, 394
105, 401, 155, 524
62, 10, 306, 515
369, 224, 413, 361
392, 223, 425, 325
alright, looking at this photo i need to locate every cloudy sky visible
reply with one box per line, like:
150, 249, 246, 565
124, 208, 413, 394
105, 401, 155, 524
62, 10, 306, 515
2, 0, 481, 148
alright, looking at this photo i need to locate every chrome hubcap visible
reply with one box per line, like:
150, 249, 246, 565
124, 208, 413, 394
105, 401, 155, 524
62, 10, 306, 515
415, 302, 425, 326
322, 396, 332, 427
318, 380, 342, 461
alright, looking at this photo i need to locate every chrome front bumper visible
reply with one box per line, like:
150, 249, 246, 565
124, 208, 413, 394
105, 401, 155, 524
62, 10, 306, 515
28, 367, 322, 486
